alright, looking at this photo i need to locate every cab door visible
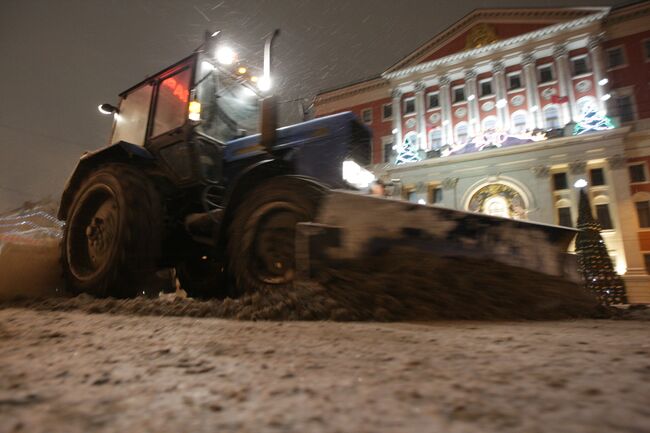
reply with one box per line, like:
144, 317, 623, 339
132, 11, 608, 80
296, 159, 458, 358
146, 59, 197, 185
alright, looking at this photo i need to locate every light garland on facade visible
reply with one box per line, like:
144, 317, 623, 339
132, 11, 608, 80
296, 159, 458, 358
573, 108, 615, 135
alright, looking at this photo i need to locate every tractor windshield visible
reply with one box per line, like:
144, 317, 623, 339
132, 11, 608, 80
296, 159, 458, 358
195, 62, 260, 143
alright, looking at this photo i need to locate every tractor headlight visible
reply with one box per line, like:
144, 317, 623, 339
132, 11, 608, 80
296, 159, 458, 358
342, 160, 376, 189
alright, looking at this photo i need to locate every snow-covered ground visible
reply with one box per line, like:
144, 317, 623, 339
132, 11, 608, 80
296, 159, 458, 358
1, 308, 649, 433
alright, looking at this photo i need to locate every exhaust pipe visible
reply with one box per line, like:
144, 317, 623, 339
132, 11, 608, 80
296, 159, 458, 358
260, 29, 280, 154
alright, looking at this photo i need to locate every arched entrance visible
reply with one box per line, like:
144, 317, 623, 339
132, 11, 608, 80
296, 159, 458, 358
467, 183, 527, 219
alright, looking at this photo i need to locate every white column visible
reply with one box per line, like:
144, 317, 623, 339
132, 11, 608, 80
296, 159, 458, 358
588, 35, 607, 113
523, 53, 543, 129
493, 61, 509, 131
414, 81, 427, 150
391, 88, 403, 148
465, 69, 479, 136
606, 154, 650, 301
439, 75, 453, 145
554, 44, 578, 123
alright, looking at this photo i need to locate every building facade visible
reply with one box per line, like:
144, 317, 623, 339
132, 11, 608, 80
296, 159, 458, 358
315, 3, 650, 303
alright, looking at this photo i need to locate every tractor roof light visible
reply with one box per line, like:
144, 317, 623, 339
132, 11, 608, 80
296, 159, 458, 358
216, 46, 236, 65
257, 75, 272, 92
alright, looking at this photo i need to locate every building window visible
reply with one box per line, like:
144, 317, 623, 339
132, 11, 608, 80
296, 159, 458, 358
382, 137, 394, 163
558, 207, 573, 227
480, 80, 493, 97
553, 172, 568, 190
644, 39, 650, 61
614, 94, 635, 123
590, 168, 605, 186
403, 97, 416, 115
361, 108, 372, 124
544, 105, 561, 129
429, 129, 442, 150
429, 186, 443, 204
455, 122, 468, 144
453, 87, 465, 103
538, 64, 554, 83
482, 116, 497, 132
511, 111, 528, 133
595, 204, 613, 230
629, 163, 647, 183
644, 254, 650, 273
508, 73, 522, 90
571, 56, 590, 76
427, 92, 439, 109
382, 103, 393, 121
636, 201, 650, 228
606, 47, 626, 69
406, 190, 418, 204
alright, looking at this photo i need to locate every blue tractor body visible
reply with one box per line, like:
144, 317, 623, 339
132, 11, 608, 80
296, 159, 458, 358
223, 111, 371, 189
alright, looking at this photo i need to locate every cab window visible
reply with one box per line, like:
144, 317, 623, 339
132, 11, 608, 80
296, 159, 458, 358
111, 83, 153, 146
152, 68, 191, 137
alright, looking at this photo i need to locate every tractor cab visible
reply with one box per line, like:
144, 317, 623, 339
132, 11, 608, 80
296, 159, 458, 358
102, 40, 265, 186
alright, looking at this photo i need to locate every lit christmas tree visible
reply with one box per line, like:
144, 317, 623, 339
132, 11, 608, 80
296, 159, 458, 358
575, 188, 627, 305
573, 108, 615, 135
394, 133, 421, 165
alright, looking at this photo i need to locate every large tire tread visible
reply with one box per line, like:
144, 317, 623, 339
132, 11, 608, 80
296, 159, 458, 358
61, 163, 162, 298
226, 176, 326, 296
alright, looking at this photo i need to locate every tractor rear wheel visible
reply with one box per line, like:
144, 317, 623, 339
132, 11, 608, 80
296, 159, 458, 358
61, 163, 162, 298
227, 176, 326, 296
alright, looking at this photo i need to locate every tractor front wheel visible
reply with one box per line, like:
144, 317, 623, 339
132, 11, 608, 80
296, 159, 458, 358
227, 176, 325, 296
61, 163, 162, 297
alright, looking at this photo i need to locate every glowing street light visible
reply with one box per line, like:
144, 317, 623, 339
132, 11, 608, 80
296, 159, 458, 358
574, 178, 588, 188
598, 78, 609, 86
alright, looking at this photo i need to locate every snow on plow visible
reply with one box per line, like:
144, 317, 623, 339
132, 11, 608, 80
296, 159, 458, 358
0, 204, 64, 301
297, 191, 580, 283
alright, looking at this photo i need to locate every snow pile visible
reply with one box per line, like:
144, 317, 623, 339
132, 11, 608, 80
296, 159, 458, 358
0, 200, 64, 301
3, 248, 604, 321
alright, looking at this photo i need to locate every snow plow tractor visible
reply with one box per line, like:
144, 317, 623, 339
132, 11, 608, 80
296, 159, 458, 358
57, 31, 579, 299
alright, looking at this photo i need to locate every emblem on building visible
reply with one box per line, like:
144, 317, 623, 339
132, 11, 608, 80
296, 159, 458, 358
468, 184, 527, 219
575, 80, 592, 94
405, 118, 417, 128
542, 88, 556, 101
454, 107, 467, 118
511, 95, 525, 107
465, 23, 498, 49
481, 101, 495, 112
429, 112, 441, 124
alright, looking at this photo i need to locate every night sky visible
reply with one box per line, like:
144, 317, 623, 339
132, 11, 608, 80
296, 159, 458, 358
0, 0, 620, 210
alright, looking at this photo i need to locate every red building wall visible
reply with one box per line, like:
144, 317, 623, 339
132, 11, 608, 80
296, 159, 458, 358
604, 30, 650, 120
339, 98, 393, 164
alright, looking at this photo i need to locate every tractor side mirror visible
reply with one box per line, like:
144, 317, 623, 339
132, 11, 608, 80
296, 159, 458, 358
98, 103, 119, 115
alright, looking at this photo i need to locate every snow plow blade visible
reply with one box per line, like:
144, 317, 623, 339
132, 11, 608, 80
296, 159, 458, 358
296, 191, 579, 283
